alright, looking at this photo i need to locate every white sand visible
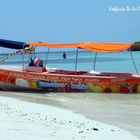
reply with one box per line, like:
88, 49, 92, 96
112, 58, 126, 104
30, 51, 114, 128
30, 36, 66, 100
0, 96, 139, 140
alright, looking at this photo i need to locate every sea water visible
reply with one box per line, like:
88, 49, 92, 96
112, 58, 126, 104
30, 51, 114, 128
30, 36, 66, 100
1, 50, 140, 73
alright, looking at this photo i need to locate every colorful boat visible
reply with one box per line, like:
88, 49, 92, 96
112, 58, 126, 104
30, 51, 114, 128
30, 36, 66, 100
0, 39, 140, 93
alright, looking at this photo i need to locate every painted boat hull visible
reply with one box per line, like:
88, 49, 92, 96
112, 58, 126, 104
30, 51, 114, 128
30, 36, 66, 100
0, 67, 140, 93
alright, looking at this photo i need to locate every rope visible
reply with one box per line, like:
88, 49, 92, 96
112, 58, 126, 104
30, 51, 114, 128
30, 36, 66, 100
0, 46, 34, 63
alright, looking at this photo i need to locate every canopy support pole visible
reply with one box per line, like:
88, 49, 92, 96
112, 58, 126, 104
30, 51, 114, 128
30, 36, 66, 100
22, 44, 25, 71
75, 48, 79, 75
45, 48, 50, 66
28, 54, 30, 64
129, 48, 139, 75
93, 52, 97, 70
33, 46, 36, 58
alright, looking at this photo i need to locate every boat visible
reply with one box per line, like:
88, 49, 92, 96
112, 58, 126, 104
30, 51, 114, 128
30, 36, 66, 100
0, 39, 140, 93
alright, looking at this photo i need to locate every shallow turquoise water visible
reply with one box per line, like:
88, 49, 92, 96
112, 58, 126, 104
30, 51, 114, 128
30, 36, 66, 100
1, 50, 140, 73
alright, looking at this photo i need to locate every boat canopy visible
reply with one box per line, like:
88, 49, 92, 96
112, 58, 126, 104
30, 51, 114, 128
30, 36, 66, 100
26, 41, 133, 52
0, 39, 29, 49
0, 39, 139, 52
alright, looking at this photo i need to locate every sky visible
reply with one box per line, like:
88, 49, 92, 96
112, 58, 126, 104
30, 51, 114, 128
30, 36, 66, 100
0, 0, 140, 52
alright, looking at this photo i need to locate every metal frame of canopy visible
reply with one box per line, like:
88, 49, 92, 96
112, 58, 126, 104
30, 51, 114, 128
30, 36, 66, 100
22, 43, 139, 76
0, 39, 140, 75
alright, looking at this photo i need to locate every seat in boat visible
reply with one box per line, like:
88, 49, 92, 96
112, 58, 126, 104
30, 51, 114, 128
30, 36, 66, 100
89, 70, 101, 75
25, 66, 46, 73
88, 70, 110, 76
46, 67, 87, 75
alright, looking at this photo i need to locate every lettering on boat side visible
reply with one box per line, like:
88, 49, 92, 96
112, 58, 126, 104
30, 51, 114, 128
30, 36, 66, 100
9, 72, 24, 77
45, 75, 100, 83
0, 70, 100, 84
0, 70, 9, 75
37, 81, 65, 88
35, 80, 88, 90
8, 72, 46, 80
71, 77, 83, 82
71, 84, 88, 90
46, 76, 60, 81
85, 78, 99, 83
111, 79, 126, 83
61, 77, 72, 81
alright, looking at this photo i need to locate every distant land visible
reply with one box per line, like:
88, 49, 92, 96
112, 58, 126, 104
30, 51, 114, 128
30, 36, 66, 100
129, 42, 140, 51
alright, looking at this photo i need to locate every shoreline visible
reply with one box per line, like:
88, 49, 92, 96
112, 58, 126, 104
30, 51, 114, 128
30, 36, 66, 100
0, 95, 139, 140
0, 89, 140, 139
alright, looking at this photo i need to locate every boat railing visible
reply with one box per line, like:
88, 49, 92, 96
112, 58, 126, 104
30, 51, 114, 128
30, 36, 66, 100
24, 66, 134, 78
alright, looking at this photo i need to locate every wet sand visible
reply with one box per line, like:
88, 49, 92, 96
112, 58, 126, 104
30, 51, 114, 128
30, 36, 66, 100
0, 84, 140, 139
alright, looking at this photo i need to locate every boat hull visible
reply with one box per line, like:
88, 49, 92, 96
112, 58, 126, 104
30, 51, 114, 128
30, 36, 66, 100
0, 68, 140, 93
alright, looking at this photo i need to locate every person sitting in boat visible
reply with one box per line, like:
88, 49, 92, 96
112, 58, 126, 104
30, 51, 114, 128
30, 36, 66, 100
29, 58, 36, 66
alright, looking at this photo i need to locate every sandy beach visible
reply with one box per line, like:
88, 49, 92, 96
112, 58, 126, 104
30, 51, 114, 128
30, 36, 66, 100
0, 83, 140, 139
0, 94, 139, 140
